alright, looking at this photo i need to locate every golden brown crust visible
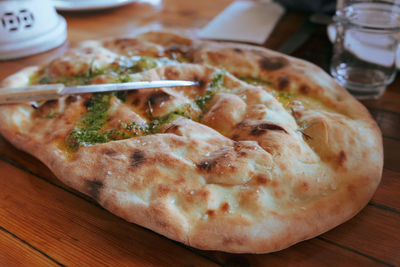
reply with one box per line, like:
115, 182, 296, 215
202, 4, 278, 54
0, 32, 383, 253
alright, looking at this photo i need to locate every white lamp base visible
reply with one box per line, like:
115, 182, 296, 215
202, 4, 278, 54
0, 15, 67, 60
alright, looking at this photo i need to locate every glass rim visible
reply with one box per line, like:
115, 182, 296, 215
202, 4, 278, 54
334, 16, 400, 32
335, 1, 400, 32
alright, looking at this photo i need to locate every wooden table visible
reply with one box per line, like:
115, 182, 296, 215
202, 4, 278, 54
0, 1, 399, 266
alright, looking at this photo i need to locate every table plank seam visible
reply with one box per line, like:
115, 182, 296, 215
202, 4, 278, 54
177, 248, 224, 266
0, 155, 102, 208
318, 237, 395, 267
383, 135, 400, 143
367, 105, 400, 117
0, 155, 398, 264
368, 202, 400, 215
0, 156, 225, 266
2, 151, 399, 217
383, 166, 400, 174
0, 225, 65, 267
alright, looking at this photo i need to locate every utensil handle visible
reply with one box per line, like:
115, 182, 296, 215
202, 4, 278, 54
0, 84, 64, 104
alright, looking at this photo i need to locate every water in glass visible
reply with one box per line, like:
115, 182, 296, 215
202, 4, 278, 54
330, 1, 400, 99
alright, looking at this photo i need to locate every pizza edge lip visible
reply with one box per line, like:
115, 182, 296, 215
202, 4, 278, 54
0, 31, 384, 254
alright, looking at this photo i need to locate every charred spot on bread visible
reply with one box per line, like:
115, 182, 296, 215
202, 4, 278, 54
114, 38, 131, 45
197, 159, 217, 172
84, 97, 94, 108
206, 209, 216, 217
102, 148, 117, 157
131, 98, 141, 106
259, 56, 288, 71
250, 123, 288, 136
66, 95, 78, 105
148, 91, 171, 107
236, 121, 248, 128
85, 180, 104, 200
165, 44, 188, 54
338, 150, 347, 167
163, 124, 180, 134
197, 146, 240, 174
220, 202, 230, 212
299, 85, 310, 94
277, 76, 290, 90
131, 150, 146, 167
255, 174, 269, 185
233, 48, 243, 53
193, 76, 206, 90
233, 142, 249, 157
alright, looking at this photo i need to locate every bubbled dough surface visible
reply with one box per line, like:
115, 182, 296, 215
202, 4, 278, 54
0, 32, 383, 253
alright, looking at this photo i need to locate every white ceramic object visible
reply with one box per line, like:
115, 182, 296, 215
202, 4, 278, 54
53, 0, 136, 11
0, 0, 67, 60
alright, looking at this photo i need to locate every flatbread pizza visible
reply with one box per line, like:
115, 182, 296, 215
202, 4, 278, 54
0, 32, 383, 253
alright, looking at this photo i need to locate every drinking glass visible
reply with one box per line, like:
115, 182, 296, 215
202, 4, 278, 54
330, 0, 400, 99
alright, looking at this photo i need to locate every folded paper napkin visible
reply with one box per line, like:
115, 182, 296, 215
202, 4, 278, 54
198, 0, 285, 44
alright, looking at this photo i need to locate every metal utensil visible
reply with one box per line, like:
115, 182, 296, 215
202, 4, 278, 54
0, 80, 197, 104
277, 13, 332, 55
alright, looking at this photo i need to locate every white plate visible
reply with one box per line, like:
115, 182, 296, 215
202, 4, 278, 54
53, 0, 136, 11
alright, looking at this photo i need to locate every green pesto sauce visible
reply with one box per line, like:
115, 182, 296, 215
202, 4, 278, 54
169, 53, 189, 63
272, 90, 299, 109
120, 121, 149, 136
65, 92, 196, 151
238, 76, 299, 108
32, 56, 176, 87
239, 76, 272, 86
148, 105, 193, 133
113, 91, 127, 102
107, 56, 176, 83
195, 71, 225, 111
65, 93, 114, 151
34, 55, 226, 151
44, 108, 59, 119
121, 104, 194, 136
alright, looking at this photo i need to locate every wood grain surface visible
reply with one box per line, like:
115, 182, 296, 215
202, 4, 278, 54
0, 0, 399, 266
